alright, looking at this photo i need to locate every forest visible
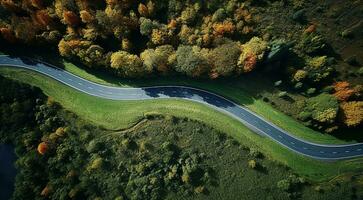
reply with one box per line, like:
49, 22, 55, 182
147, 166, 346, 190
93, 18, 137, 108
0, 1, 362, 137
1, 75, 362, 200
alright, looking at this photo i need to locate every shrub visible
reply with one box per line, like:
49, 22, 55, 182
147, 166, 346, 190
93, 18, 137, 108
293, 70, 308, 82
248, 160, 257, 169
278, 91, 288, 98
277, 179, 291, 191
306, 88, 316, 95
298, 111, 311, 121
249, 148, 262, 158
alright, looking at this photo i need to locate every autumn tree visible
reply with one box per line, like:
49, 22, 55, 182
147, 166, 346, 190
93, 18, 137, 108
0, 27, 16, 43
138, 3, 149, 17
339, 101, 363, 127
237, 37, 268, 73
140, 45, 175, 74
63, 10, 80, 26
80, 10, 94, 23
37, 142, 48, 155
33, 10, 52, 27
151, 28, 170, 45
293, 70, 308, 82
333, 81, 355, 102
180, 6, 197, 25
110, 51, 150, 77
213, 20, 235, 37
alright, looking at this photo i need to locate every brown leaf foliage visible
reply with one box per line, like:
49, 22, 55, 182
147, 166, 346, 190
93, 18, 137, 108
138, 3, 148, 17
339, 101, 363, 127
34, 10, 52, 27
333, 81, 355, 102
213, 21, 235, 37
80, 10, 94, 23
37, 142, 48, 155
63, 11, 80, 26
0, 27, 16, 43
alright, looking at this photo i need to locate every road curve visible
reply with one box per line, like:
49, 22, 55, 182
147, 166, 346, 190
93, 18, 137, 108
1, 55, 363, 161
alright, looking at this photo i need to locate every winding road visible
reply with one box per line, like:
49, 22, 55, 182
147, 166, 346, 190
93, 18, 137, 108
1, 55, 363, 161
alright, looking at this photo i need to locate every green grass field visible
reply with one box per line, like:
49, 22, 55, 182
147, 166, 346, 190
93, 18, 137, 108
1, 67, 362, 182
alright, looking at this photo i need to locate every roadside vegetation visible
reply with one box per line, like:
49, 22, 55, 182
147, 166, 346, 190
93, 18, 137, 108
1, 75, 362, 200
0, 0, 362, 137
1, 68, 363, 183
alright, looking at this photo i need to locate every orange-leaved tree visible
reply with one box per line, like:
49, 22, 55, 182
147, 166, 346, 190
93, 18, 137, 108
339, 101, 363, 127
333, 81, 355, 102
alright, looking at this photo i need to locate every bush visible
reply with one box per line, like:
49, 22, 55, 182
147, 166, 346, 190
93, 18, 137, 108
249, 148, 262, 158
306, 88, 316, 95
278, 91, 288, 98
277, 179, 291, 191
248, 160, 257, 169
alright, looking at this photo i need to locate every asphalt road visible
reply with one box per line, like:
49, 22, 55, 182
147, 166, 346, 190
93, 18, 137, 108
1, 55, 362, 160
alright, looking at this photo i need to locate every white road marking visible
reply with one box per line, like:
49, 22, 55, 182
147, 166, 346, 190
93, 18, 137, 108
278, 135, 283, 138
266, 128, 271, 131
68, 78, 72, 81
303, 147, 308, 150
58, 73, 62, 76
87, 87, 93, 90
290, 142, 295, 145
333, 152, 338, 154
345, 150, 350, 153
357, 149, 362, 151
320, 151, 325, 154
78, 82, 83, 86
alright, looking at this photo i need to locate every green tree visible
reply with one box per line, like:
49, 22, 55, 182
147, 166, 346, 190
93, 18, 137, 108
175, 45, 209, 77
110, 51, 150, 78
208, 42, 240, 77
305, 93, 339, 124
